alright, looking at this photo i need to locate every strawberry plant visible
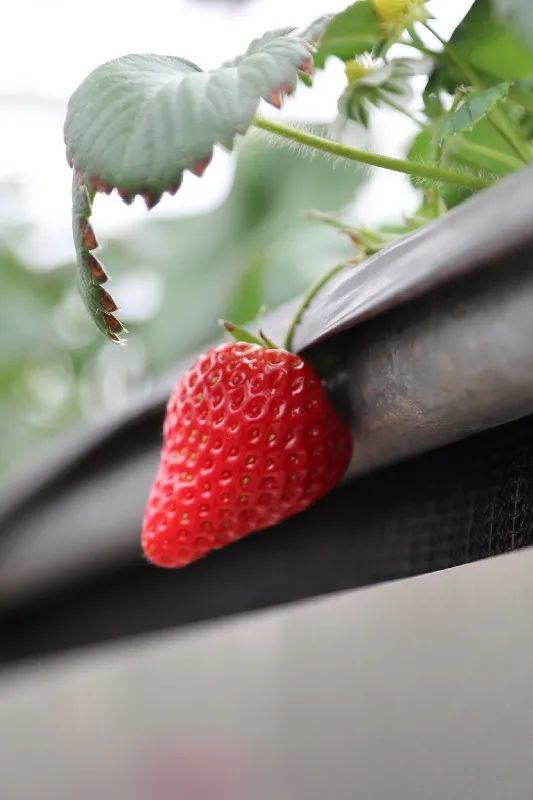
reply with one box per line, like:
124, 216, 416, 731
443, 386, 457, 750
64, 0, 533, 566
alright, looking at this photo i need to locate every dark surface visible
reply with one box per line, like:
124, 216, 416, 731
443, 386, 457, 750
2, 411, 533, 665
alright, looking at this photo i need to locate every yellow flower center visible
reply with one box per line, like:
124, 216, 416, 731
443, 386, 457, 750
345, 59, 371, 85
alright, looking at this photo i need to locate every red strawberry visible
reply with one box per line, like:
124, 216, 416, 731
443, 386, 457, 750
142, 342, 352, 568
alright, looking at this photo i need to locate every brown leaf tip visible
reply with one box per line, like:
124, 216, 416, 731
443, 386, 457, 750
264, 88, 283, 109
82, 222, 98, 250
190, 153, 213, 178
298, 57, 314, 76
88, 253, 108, 283
142, 191, 162, 210
100, 287, 118, 313
117, 188, 135, 205
167, 176, 183, 196
104, 313, 126, 335
90, 178, 113, 195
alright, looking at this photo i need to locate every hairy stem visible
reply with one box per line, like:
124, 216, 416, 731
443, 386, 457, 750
252, 116, 492, 190
284, 264, 346, 352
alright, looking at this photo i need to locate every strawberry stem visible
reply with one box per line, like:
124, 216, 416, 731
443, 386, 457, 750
252, 116, 493, 190
284, 263, 346, 352
221, 319, 279, 348
259, 329, 279, 349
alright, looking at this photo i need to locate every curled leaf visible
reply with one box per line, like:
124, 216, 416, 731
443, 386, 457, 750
71, 175, 125, 342
64, 30, 312, 204
66, 27, 318, 339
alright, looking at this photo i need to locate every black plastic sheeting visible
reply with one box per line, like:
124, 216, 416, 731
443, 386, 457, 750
2, 410, 533, 664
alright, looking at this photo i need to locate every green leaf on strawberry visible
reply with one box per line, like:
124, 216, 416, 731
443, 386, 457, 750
64, 30, 313, 205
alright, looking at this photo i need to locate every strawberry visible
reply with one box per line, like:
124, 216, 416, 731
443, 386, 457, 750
142, 342, 352, 568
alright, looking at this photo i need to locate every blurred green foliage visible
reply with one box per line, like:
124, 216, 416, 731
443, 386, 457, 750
0, 137, 360, 482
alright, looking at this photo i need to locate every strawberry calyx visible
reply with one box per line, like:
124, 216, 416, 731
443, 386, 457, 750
221, 319, 280, 350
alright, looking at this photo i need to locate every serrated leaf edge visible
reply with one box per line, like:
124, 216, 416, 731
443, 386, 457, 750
72, 173, 126, 342
67, 27, 320, 340
436, 81, 513, 143
65, 31, 315, 208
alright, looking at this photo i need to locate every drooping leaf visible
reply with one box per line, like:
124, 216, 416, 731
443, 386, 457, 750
71, 174, 125, 341
65, 27, 315, 339
65, 30, 313, 204
314, 1, 382, 68
436, 82, 512, 142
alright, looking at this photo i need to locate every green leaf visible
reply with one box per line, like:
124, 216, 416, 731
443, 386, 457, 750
64, 29, 312, 204
446, 0, 533, 83
436, 82, 512, 142
65, 27, 315, 339
71, 175, 125, 341
407, 99, 518, 211
314, 1, 382, 68
448, 114, 523, 174
493, 0, 533, 47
